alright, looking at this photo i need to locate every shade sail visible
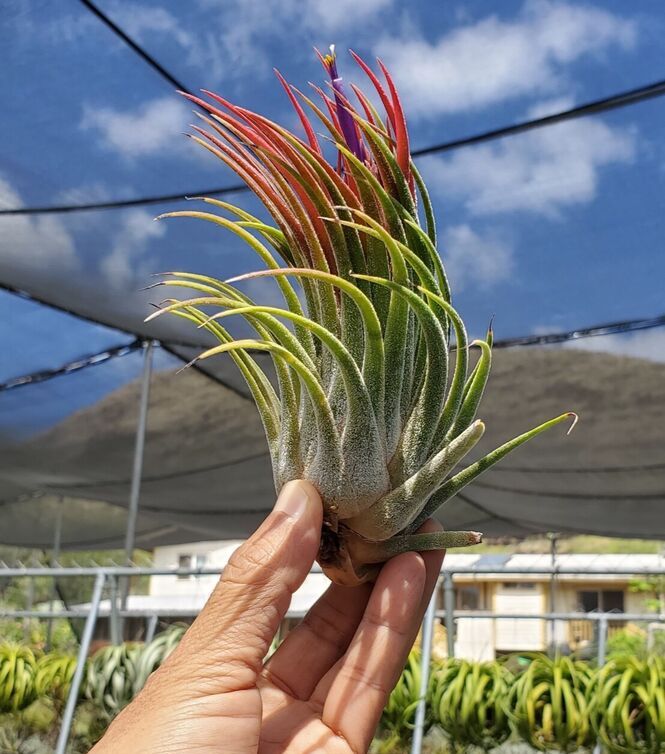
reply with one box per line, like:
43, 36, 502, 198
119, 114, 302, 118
2, 2, 665, 551
0, 345, 662, 549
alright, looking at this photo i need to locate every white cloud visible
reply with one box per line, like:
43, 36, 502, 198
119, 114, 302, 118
104, 0, 391, 85
376, 0, 637, 118
442, 224, 514, 290
108, 5, 195, 50
422, 100, 636, 217
10, 4, 96, 47
80, 97, 190, 159
307, 0, 391, 30
100, 210, 166, 288
196, 0, 390, 33
55, 182, 119, 206
0, 177, 78, 271
192, 0, 392, 82
562, 328, 665, 363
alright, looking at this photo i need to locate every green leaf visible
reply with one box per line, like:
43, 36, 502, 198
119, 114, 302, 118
409, 412, 578, 531
354, 273, 448, 478
411, 161, 436, 246
448, 339, 492, 441
194, 338, 344, 500
226, 267, 385, 429
156, 212, 316, 359
418, 287, 469, 450
347, 420, 485, 539
206, 304, 388, 513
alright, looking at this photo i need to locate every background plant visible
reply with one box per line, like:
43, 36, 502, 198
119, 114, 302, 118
506, 655, 596, 752
2, 635, 663, 751
0, 644, 37, 714
131, 624, 185, 694
33, 652, 77, 704
379, 650, 425, 750
82, 643, 143, 721
430, 658, 514, 753
589, 655, 665, 754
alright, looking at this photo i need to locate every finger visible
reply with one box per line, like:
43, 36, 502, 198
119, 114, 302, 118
310, 520, 445, 699
263, 579, 372, 700
413, 518, 446, 634
165, 480, 322, 696
316, 553, 427, 753
264, 520, 444, 703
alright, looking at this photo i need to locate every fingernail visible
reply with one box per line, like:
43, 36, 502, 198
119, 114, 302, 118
274, 480, 311, 519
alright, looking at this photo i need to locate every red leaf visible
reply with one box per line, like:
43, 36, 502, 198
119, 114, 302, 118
376, 58, 412, 190
274, 69, 322, 155
349, 50, 395, 132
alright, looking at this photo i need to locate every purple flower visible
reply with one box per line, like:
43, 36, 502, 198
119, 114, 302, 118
322, 46, 367, 163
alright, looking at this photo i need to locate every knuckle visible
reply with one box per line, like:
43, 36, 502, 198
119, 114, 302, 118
223, 537, 281, 588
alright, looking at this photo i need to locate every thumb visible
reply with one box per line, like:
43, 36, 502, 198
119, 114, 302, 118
168, 480, 323, 693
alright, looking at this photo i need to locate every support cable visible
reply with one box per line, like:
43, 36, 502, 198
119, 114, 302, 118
79, 0, 191, 94
3, 77, 663, 216
2, 312, 663, 392
0, 339, 142, 391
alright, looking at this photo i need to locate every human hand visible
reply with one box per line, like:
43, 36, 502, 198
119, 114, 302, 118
91, 480, 445, 754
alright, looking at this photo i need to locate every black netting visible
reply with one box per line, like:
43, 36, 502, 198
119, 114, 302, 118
1, 339, 663, 547
2, 1, 664, 548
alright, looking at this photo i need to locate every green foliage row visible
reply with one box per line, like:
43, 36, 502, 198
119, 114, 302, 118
1, 635, 664, 753
0, 626, 186, 751
0, 625, 185, 715
381, 653, 665, 753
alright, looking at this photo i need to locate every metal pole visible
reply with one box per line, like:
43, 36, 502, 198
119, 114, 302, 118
55, 572, 105, 754
656, 544, 665, 620
443, 571, 455, 658
411, 588, 437, 754
120, 340, 154, 631
592, 614, 609, 754
46, 498, 64, 650
597, 613, 608, 666
109, 575, 121, 645
23, 567, 35, 643
549, 533, 558, 655
145, 614, 159, 644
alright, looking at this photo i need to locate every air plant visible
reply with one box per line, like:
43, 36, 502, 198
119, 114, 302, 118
147, 47, 575, 586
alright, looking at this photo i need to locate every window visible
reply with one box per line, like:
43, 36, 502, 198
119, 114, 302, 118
177, 554, 192, 580
456, 585, 482, 611
176, 554, 207, 579
502, 582, 537, 590
579, 590, 599, 612
577, 589, 624, 613
602, 590, 624, 612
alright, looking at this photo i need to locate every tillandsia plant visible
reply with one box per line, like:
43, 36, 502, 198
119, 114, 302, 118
147, 47, 576, 586
430, 658, 514, 752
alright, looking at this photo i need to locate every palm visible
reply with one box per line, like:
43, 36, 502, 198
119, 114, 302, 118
260, 691, 357, 753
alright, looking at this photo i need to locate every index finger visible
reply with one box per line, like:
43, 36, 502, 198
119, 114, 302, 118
317, 552, 428, 753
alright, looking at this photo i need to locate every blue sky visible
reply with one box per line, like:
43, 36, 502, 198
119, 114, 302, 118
1, 0, 664, 431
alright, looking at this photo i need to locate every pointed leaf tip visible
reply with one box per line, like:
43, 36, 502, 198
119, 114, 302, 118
566, 412, 579, 435
177, 357, 199, 375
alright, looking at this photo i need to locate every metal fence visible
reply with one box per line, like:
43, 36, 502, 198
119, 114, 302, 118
1, 563, 664, 754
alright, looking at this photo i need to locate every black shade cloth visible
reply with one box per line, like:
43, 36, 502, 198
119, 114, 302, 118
2, 1, 664, 549
0, 346, 662, 548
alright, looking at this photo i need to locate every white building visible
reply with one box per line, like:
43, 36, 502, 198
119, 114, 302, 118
81, 544, 662, 657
